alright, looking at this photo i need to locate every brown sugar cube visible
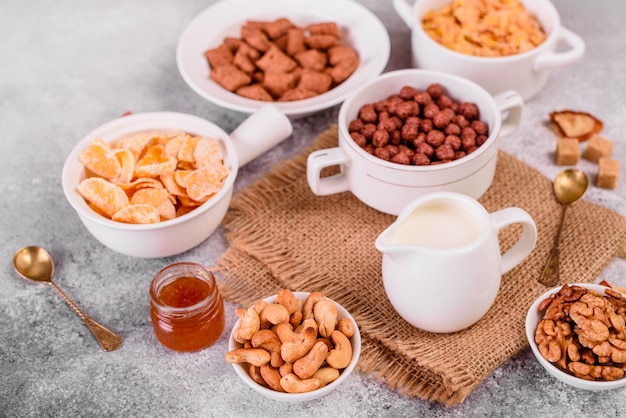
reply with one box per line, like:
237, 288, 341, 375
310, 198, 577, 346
304, 34, 340, 50
256, 45, 298, 73
262, 71, 299, 98
306, 22, 341, 39
286, 28, 306, 56
236, 84, 273, 102
204, 44, 234, 68
297, 69, 333, 94
294, 49, 328, 71
597, 158, 619, 189
209, 63, 252, 92
241, 25, 272, 52
264, 18, 296, 40
584, 134, 614, 163
278, 88, 318, 102
555, 137, 580, 165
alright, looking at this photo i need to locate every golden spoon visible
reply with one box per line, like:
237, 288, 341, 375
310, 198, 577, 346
539, 169, 589, 287
13, 246, 122, 352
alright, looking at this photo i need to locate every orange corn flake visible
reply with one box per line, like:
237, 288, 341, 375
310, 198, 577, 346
186, 164, 230, 202
130, 188, 176, 221
75, 131, 229, 224
78, 139, 122, 180
77, 177, 129, 218
112, 204, 161, 224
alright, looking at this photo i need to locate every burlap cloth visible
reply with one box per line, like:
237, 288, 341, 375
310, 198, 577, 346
215, 125, 626, 405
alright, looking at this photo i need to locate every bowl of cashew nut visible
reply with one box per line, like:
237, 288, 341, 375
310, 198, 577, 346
225, 290, 361, 401
526, 283, 626, 391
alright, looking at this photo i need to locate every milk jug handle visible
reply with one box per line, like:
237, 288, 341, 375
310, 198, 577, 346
489, 207, 537, 274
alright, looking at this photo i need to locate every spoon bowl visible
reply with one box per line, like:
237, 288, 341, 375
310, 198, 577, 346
13, 246, 123, 352
554, 169, 589, 206
539, 169, 589, 286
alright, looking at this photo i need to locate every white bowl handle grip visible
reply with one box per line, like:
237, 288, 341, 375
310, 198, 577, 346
393, 0, 414, 28
229, 103, 293, 167
307, 147, 351, 196
534, 27, 585, 72
490, 207, 537, 275
494, 90, 524, 138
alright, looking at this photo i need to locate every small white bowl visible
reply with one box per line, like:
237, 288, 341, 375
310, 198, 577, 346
526, 283, 626, 391
176, 0, 390, 118
228, 291, 361, 402
307, 69, 524, 215
393, 0, 584, 101
62, 107, 291, 258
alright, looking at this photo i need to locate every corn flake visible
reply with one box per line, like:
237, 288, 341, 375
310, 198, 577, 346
112, 204, 161, 224
77, 177, 129, 218
76, 131, 230, 224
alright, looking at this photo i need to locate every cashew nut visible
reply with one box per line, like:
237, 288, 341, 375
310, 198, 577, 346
281, 321, 318, 363
303, 291, 325, 320
252, 299, 268, 316
276, 289, 300, 314
234, 307, 260, 343
326, 329, 352, 369
274, 322, 294, 344
337, 317, 355, 338
260, 364, 285, 392
313, 298, 337, 338
248, 364, 268, 387
312, 367, 340, 387
224, 348, 270, 367
293, 340, 329, 379
279, 361, 294, 377
251, 329, 284, 368
260, 303, 290, 328
279, 373, 321, 394
289, 310, 303, 328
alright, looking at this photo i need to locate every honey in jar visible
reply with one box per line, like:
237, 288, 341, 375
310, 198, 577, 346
150, 262, 224, 352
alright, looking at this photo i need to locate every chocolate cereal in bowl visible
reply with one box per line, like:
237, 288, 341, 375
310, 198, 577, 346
526, 283, 626, 390
176, 0, 390, 118
307, 69, 523, 215
393, 0, 585, 101
225, 290, 361, 402
62, 106, 291, 258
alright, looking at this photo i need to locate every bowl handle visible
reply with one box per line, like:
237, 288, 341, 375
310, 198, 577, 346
229, 103, 293, 167
534, 27, 585, 71
307, 147, 351, 196
393, 0, 414, 28
494, 90, 524, 138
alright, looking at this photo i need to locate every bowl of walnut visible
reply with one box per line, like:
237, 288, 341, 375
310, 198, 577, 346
526, 283, 626, 390
224, 290, 361, 402
176, 0, 390, 118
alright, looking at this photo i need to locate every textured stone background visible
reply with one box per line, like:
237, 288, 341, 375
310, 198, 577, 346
1, 0, 624, 416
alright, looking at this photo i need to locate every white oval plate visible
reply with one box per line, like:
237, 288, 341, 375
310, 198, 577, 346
176, 0, 390, 118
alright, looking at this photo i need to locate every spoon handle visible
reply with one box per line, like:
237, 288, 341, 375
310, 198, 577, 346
538, 205, 568, 287
540, 248, 560, 287
48, 282, 123, 352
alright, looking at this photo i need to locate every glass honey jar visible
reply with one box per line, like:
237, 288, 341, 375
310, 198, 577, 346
149, 262, 224, 352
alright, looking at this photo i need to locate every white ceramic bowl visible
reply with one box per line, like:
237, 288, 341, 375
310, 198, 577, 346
526, 283, 626, 391
228, 291, 361, 402
176, 0, 390, 118
393, 0, 585, 101
62, 108, 291, 258
307, 69, 523, 215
